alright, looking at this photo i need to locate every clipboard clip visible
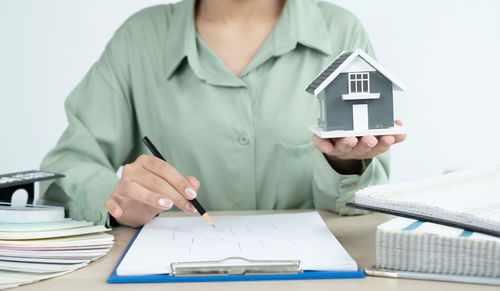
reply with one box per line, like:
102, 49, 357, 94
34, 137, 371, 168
171, 257, 301, 277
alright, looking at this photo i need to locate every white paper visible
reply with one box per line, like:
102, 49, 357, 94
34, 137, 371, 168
0, 204, 65, 224
0, 220, 94, 232
0, 225, 110, 240
117, 212, 358, 276
0, 233, 114, 248
0, 248, 111, 259
0, 260, 88, 273
0, 256, 90, 264
0, 216, 114, 289
0, 269, 74, 288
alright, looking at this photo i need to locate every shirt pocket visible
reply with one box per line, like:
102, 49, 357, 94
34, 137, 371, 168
274, 141, 315, 209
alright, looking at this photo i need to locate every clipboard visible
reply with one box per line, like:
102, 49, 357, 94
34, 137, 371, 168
107, 227, 365, 283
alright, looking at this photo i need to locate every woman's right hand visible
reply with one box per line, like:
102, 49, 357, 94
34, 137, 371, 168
104, 155, 200, 228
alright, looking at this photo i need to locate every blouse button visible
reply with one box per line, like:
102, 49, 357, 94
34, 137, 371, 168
239, 135, 250, 145
95, 211, 102, 223
80, 210, 87, 220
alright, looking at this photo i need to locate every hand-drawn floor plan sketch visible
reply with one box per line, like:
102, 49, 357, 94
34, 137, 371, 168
116, 212, 358, 276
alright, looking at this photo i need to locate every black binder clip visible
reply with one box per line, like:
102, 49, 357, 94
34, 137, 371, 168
0, 170, 64, 204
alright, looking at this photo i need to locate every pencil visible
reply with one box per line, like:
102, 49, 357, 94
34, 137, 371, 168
141, 136, 214, 227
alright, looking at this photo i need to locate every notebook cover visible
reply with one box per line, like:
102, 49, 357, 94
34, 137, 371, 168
107, 227, 365, 283
345, 202, 500, 238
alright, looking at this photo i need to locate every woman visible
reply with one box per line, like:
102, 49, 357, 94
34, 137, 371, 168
40, 0, 405, 227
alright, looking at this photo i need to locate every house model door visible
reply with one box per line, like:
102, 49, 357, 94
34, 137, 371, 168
352, 104, 369, 131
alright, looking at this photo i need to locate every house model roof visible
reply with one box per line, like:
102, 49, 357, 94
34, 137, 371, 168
305, 49, 407, 96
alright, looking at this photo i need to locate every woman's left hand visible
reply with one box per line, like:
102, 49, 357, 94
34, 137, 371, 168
313, 120, 407, 174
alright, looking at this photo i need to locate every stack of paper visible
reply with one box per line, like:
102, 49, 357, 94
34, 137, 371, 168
375, 218, 500, 277
0, 205, 113, 289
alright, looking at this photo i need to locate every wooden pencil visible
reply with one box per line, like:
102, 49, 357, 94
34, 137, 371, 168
142, 136, 214, 227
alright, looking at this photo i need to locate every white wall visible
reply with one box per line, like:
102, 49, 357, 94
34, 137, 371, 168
333, 0, 500, 181
0, 0, 168, 175
1, 0, 499, 189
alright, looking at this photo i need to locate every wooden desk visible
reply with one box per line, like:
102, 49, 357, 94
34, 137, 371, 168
15, 211, 497, 291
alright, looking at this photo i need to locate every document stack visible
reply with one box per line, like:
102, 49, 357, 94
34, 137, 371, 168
375, 218, 500, 278
0, 203, 113, 289
350, 165, 500, 285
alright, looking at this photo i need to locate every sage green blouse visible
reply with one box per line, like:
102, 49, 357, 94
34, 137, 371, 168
40, 0, 389, 226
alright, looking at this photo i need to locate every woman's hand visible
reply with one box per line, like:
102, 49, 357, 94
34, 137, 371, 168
104, 155, 200, 228
313, 120, 407, 174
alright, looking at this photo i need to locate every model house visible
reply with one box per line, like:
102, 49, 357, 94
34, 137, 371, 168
305, 49, 407, 138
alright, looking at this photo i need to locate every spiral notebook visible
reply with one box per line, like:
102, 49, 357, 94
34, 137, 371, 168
347, 166, 500, 237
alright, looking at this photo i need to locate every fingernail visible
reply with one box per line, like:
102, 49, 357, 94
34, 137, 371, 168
158, 198, 173, 208
184, 187, 197, 199
185, 202, 197, 213
111, 208, 121, 217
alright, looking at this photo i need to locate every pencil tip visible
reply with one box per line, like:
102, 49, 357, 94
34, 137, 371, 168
202, 212, 214, 227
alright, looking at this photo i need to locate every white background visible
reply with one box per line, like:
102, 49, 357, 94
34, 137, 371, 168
1, 0, 499, 188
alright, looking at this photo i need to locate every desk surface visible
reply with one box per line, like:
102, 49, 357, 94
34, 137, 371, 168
15, 210, 497, 291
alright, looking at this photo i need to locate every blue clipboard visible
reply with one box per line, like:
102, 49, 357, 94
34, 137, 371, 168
107, 227, 365, 283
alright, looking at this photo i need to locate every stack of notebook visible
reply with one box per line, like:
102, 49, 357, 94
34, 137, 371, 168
348, 166, 500, 285
375, 218, 500, 277
0, 204, 113, 289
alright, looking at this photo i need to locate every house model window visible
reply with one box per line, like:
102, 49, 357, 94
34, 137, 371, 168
349, 73, 369, 93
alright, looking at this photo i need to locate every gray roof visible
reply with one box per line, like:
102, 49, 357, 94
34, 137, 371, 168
305, 51, 353, 95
